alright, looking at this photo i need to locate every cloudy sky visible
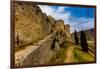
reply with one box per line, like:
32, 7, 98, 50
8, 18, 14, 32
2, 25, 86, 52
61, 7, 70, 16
38, 5, 95, 33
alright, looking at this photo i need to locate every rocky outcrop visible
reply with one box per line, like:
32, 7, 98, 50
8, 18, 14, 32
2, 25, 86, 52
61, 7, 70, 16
15, 2, 52, 47
65, 24, 71, 42
15, 2, 71, 48
14, 1, 71, 67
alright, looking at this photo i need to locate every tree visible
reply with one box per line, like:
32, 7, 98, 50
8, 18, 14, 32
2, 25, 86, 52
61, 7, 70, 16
80, 31, 88, 52
74, 30, 79, 45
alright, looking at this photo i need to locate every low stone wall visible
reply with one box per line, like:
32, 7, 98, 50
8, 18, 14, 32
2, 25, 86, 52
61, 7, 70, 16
15, 33, 58, 67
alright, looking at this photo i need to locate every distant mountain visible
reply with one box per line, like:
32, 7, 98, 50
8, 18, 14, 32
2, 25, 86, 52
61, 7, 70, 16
71, 28, 95, 41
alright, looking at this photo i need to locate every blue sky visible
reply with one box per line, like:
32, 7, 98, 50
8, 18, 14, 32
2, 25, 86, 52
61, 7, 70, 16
38, 5, 95, 33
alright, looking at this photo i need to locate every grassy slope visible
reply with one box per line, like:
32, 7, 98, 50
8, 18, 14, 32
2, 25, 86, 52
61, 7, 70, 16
73, 44, 95, 62
74, 47, 94, 62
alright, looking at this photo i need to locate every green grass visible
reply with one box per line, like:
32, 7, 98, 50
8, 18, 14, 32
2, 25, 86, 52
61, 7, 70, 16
88, 41, 94, 48
74, 46, 94, 62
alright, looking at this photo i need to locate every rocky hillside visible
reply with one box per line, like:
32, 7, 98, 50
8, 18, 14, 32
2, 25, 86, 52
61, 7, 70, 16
14, 1, 71, 48
71, 28, 94, 42
84, 28, 94, 40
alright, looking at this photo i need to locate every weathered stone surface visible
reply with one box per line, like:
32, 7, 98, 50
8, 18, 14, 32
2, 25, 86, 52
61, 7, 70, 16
65, 24, 71, 42
15, 2, 52, 47
14, 1, 71, 67
15, 1, 71, 47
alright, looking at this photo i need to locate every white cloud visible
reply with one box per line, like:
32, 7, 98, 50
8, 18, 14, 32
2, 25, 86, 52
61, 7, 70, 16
38, 5, 70, 21
38, 5, 94, 33
57, 6, 68, 13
